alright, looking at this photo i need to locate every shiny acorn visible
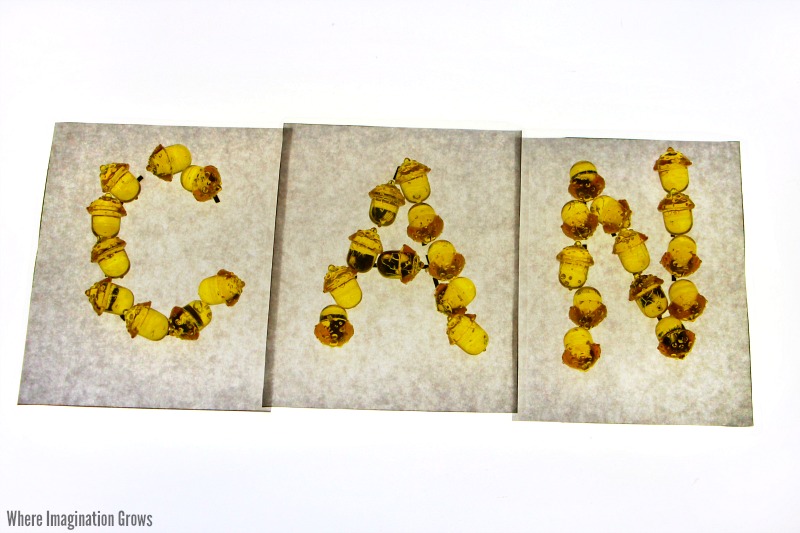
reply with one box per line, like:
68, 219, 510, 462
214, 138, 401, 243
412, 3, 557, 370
123, 302, 170, 341
660, 235, 702, 278
427, 240, 465, 281
658, 192, 695, 236
655, 316, 696, 359
198, 269, 245, 306
169, 300, 213, 340
368, 182, 406, 227
376, 245, 424, 284
99, 163, 141, 203
181, 165, 222, 202
562, 326, 601, 371
629, 275, 668, 318
146, 144, 192, 181
612, 229, 650, 274
346, 228, 383, 273
556, 244, 594, 290
85, 278, 134, 316
86, 194, 127, 238
561, 200, 599, 240
654, 147, 692, 193
91, 237, 130, 278
407, 203, 444, 244
667, 279, 707, 321
434, 277, 476, 314
446, 313, 489, 355
590, 195, 632, 234
394, 158, 431, 203
323, 265, 362, 308
568, 160, 606, 201
568, 286, 607, 329
314, 305, 355, 347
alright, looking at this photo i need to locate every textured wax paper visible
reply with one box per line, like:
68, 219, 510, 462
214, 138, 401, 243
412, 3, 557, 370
19, 123, 281, 411
516, 138, 752, 426
264, 124, 520, 412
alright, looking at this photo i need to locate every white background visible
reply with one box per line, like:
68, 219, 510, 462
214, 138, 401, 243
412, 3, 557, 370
0, 1, 796, 531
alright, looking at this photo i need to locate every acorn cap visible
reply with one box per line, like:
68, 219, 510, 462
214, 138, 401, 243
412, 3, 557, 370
368, 183, 406, 207
99, 163, 131, 192
569, 160, 597, 180
84, 277, 115, 315
192, 165, 222, 202
146, 144, 165, 168
654, 147, 692, 172
399, 244, 425, 284
612, 229, 648, 255
91, 237, 126, 263
394, 158, 431, 184
658, 192, 695, 212
348, 228, 383, 254
124, 301, 152, 339
556, 244, 594, 267
323, 265, 357, 293
86, 194, 127, 218
629, 274, 664, 301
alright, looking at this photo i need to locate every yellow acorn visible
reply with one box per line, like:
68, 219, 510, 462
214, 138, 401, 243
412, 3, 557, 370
660, 235, 702, 278
556, 244, 594, 290
323, 265, 362, 308
653, 147, 692, 193
612, 229, 650, 274
314, 305, 355, 347
181, 165, 222, 202
376, 245, 424, 284
655, 316, 696, 359
434, 277, 476, 314
562, 326, 601, 371
86, 194, 127, 238
446, 313, 489, 355
169, 300, 213, 340
568, 286, 607, 329
628, 275, 668, 318
568, 160, 606, 201
123, 302, 170, 341
198, 269, 245, 306
590, 195, 632, 234
367, 182, 406, 227
394, 158, 431, 203
427, 240, 465, 281
99, 163, 141, 203
561, 199, 599, 240
346, 228, 383, 273
667, 280, 707, 321
658, 192, 695, 236
84, 278, 134, 316
146, 144, 192, 181
91, 237, 130, 278
407, 203, 444, 244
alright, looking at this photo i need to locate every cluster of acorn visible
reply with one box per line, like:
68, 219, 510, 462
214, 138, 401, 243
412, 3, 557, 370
314, 158, 489, 355
556, 149, 706, 370
653, 148, 707, 352
556, 160, 630, 370
84, 144, 244, 341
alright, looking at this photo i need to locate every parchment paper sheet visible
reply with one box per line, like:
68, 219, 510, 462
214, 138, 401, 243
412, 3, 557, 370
19, 123, 281, 411
264, 124, 520, 412
516, 138, 752, 426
